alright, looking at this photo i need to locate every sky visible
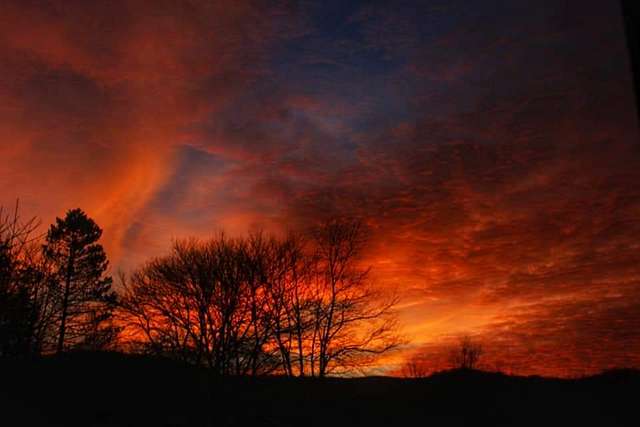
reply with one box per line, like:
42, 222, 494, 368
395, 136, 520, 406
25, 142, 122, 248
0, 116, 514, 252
1, 0, 639, 376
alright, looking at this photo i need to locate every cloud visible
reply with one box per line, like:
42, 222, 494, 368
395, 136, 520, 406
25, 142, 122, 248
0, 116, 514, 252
0, 0, 638, 375
0, 0, 301, 264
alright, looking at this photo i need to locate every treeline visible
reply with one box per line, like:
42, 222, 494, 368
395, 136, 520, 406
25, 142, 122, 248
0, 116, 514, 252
0, 203, 400, 376
0, 204, 118, 357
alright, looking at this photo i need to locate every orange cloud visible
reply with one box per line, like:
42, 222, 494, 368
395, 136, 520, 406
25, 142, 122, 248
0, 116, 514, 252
1, 0, 638, 376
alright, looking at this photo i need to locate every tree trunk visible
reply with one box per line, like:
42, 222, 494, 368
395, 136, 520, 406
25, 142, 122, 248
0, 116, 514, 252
56, 246, 74, 353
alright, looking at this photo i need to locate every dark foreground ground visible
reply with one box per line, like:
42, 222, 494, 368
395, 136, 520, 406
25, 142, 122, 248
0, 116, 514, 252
1, 352, 638, 426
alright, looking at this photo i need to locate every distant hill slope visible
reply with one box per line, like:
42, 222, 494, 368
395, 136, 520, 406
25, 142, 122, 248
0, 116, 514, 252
1, 351, 638, 426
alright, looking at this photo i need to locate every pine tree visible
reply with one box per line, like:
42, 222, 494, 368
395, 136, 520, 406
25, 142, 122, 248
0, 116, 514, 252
43, 209, 117, 353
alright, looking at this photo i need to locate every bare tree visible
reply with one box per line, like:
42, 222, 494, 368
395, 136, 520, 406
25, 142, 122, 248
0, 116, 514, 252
259, 232, 311, 376
449, 335, 483, 370
0, 201, 41, 357
0, 201, 59, 357
119, 220, 402, 377
401, 357, 430, 378
120, 235, 274, 374
306, 218, 401, 377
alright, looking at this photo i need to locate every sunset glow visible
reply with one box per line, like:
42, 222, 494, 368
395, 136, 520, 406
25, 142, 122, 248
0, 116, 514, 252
1, 0, 639, 377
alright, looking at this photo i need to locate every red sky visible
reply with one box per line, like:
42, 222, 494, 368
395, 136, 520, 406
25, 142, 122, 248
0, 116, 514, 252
1, 0, 639, 376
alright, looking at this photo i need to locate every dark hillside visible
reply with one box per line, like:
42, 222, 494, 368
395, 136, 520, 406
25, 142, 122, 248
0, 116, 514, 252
1, 352, 638, 426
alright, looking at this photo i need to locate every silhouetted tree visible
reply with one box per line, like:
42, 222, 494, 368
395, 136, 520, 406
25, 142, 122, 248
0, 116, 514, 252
306, 218, 401, 376
262, 232, 313, 376
0, 201, 42, 358
401, 357, 430, 378
120, 234, 295, 375
43, 209, 117, 353
450, 335, 483, 370
122, 237, 219, 370
120, 220, 402, 376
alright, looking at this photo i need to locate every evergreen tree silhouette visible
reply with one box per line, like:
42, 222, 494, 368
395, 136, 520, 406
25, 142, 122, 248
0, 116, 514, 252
43, 209, 116, 353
